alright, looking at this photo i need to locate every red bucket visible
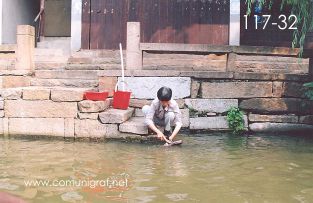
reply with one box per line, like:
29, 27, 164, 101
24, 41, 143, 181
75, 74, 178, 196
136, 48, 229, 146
112, 81, 131, 110
84, 91, 109, 101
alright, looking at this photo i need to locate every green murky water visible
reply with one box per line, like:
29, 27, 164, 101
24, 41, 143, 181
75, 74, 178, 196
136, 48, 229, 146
0, 134, 313, 203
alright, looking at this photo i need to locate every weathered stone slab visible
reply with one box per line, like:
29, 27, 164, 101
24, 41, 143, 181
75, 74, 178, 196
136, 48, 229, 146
129, 99, 151, 108
299, 116, 313, 125
98, 76, 117, 97
0, 118, 3, 135
0, 100, 3, 110
191, 80, 200, 98
9, 118, 65, 137
99, 108, 134, 124
181, 109, 190, 128
249, 114, 298, 123
77, 112, 99, 120
117, 77, 191, 99
65, 118, 75, 138
22, 87, 51, 100
272, 82, 306, 98
201, 82, 272, 98
2, 76, 31, 88
2, 118, 8, 135
190, 116, 248, 130
74, 119, 119, 138
0, 111, 4, 118
1, 88, 22, 100
119, 117, 148, 135
5, 100, 77, 118
78, 100, 110, 113
249, 122, 313, 133
233, 72, 273, 80
134, 108, 144, 117
185, 99, 238, 113
240, 98, 313, 114
51, 88, 87, 102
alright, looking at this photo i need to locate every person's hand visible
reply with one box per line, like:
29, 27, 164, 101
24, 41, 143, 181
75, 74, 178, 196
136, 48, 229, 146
157, 132, 165, 141
168, 135, 174, 142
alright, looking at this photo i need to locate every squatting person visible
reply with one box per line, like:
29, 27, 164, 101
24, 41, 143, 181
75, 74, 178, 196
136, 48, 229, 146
142, 86, 182, 142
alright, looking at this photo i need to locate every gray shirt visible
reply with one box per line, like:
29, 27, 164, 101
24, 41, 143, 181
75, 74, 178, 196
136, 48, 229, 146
144, 98, 182, 126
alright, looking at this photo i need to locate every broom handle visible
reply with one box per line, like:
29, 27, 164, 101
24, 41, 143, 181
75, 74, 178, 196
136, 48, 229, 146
119, 43, 125, 91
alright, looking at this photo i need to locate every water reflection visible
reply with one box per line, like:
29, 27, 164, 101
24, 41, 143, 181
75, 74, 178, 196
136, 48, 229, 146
0, 133, 312, 202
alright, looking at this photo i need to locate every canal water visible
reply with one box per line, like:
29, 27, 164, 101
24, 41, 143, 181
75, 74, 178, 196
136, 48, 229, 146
0, 133, 313, 202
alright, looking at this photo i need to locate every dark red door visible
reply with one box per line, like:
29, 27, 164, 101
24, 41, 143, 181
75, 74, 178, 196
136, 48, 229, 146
82, 0, 230, 49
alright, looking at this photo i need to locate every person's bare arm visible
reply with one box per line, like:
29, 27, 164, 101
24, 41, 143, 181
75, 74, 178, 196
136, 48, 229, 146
169, 123, 182, 141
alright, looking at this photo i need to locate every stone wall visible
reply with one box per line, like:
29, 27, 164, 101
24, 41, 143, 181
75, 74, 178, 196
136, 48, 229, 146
1, 71, 313, 139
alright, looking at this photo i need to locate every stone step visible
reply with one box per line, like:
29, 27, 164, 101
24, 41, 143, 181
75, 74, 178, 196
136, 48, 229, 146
35, 62, 67, 70
119, 117, 148, 135
31, 78, 98, 88
34, 56, 69, 63
71, 50, 125, 58
99, 108, 134, 124
65, 64, 120, 70
35, 70, 99, 79
68, 57, 120, 64
34, 48, 65, 56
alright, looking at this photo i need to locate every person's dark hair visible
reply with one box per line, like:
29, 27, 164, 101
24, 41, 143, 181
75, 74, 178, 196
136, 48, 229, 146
157, 86, 172, 101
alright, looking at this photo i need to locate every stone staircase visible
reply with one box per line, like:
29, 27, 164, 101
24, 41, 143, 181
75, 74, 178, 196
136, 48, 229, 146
0, 53, 16, 71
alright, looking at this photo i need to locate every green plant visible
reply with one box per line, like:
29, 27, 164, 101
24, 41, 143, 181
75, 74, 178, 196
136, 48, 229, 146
227, 107, 245, 135
245, 0, 313, 56
303, 82, 313, 100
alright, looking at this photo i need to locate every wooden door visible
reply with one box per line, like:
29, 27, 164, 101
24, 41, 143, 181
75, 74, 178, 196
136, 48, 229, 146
82, 0, 230, 49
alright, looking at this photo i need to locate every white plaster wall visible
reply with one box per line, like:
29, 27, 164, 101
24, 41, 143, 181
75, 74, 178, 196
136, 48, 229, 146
2, 0, 39, 44
71, 0, 82, 52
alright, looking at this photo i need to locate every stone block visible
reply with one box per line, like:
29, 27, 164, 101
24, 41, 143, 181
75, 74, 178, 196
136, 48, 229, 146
181, 109, 190, 128
273, 82, 306, 98
240, 98, 313, 114
22, 87, 51, 100
0, 118, 3, 135
99, 77, 117, 97
249, 122, 313, 133
119, 117, 148, 135
65, 118, 75, 138
201, 82, 272, 98
299, 116, 313, 125
117, 77, 191, 99
99, 108, 134, 124
78, 100, 110, 113
190, 116, 248, 130
77, 112, 99, 120
185, 99, 238, 113
134, 108, 144, 117
191, 80, 200, 98
249, 114, 298, 123
0, 100, 3, 110
74, 119, 119, 138
9, 118, 65, 137
5, 100, 77, 118
1, 88, 22, 100
51, 88, 87, 102
2, 118, 8, 135
129, 99, 151, 108
272, 82, 283, 97
2, 76, 31, 88
0, 111, 4, 118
